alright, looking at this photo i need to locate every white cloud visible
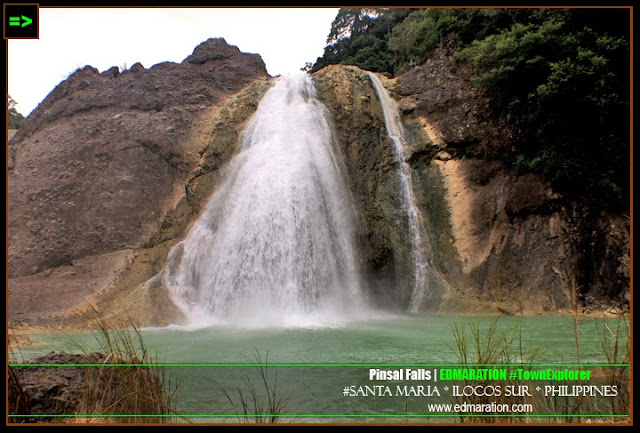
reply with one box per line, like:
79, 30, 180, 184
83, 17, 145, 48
8, 7, 338, 116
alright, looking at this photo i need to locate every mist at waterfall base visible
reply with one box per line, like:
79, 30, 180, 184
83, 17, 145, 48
163, 74, 375, 329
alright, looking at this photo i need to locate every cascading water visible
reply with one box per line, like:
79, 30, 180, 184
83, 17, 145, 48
163, 74, 366, 327
366, 72, 430, 312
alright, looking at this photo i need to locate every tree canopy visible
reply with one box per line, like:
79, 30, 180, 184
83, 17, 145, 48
310, 8, 412, 74
311, 8, 630, 211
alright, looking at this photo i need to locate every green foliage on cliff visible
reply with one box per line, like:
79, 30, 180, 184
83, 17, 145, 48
310, 8, 412, 74
312, 8, 630, 211
8, 95, 25, 129
388, 8, 518, 70
460, 10, 629, 210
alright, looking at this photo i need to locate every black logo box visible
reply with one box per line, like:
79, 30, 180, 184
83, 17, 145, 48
4, 4, 39, 39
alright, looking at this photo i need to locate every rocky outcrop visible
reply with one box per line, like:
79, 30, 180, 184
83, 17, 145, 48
430, 158, 629, 314
395, 50, 629, 314
314, 54, 629, 314
9, 40, 628, 325
432, 159, 571, 313
395, 47, 510, 157
10, 352, 108, 421
313, 66, 418, 308
9, 351, 170, 423
8, 38, 271, 326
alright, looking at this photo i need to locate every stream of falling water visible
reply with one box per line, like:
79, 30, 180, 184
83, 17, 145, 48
163, 74, 367, 328
366, 72, 429, 312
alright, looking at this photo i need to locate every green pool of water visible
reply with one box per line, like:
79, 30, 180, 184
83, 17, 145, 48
17, 313, 619, 363
13, 313, 628, 422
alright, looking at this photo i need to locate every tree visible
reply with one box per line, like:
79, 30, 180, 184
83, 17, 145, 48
309, 7, 629, 211
459, 9, 629, 210
8, 95, 25, 130
326, 8, 379, 45
310, 8, 408, 74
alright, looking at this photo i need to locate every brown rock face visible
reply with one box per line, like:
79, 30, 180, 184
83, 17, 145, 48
313, 65, 417, 308
10, 352, 108, 421
8, 38, 270, 326
314, 58, 629, 315
396, 47, 509, 157
9, 40, 628, 325
396, 50, 630, 314
9, 38, 268, 279
432, 159, 571, 312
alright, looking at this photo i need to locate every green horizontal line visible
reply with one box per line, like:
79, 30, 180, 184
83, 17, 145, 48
9, 414, 630, 418
9, 363, 630, 368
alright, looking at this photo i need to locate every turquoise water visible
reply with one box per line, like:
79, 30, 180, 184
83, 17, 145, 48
18, 313, 618, 363
13, 313, 628, 422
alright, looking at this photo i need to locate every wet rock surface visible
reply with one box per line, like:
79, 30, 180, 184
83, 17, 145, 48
395, 50, 629, 313
313, 65, 416, 308
314, 59, 629, 314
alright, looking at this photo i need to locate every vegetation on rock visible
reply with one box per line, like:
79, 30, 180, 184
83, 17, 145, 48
312, 8, 630, 211
310, 8, 412, 75
8, 95, 25, 129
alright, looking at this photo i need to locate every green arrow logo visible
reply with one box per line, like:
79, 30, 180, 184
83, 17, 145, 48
9, 15, 32, 27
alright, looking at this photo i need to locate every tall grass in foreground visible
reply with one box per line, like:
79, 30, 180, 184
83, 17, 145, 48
538, 315, 630, 423
71, 310, 180, 423
217, 349, 288, 423
450, 316, 630, 424
8, 331, 31, 422
8, 362, 31, 423
596, 316, 630, 416
449, 319, 544, 423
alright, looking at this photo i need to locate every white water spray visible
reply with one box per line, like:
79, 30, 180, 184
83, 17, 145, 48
367, 72, 429, 312
164, 74, 366, 328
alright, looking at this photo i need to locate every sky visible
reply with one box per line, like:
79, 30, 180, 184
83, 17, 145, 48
7, 7, 339, 116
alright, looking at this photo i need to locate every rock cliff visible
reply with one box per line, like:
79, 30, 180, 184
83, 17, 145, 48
312, 50, 630, 315
396, 49, 629, 314
8, 41, 628, 327
312, 65, 418, 308
9, 38, 271, 326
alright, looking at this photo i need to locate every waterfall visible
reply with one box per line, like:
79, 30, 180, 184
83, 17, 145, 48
164, 74, 366, 327
366, 72, 429, 312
